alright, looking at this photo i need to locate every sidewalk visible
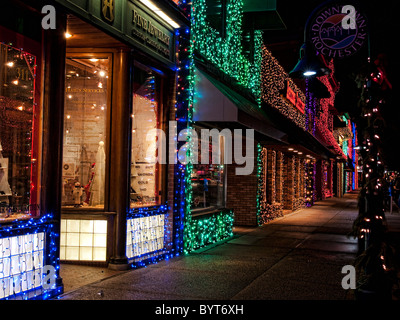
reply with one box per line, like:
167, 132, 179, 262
58, 193, 364, 300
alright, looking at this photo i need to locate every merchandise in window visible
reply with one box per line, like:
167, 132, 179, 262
130, 67, 161, 208
62, 57, 109, 208
0, 44, 40, 221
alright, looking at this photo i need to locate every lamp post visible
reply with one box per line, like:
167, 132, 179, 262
290, 0, 395, 299
289, 0, 334, 79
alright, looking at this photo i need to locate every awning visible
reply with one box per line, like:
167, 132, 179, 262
193, 61, 338, 160
193, 65, 289, 144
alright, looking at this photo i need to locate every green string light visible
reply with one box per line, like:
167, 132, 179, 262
191, 0, 263, 103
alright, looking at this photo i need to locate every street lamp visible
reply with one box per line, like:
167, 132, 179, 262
289, 41, 331, 78
289, 0, 335, 78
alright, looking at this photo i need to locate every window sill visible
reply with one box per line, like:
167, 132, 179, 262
191, 207, 227, 218
61, 208, 116, 219
0, 213, 33, 225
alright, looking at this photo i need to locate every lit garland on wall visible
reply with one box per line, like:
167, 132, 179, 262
172, 17, 193, 255
261, 46, 306, 129
126, 204, 172, 267
186, 210, 234, 250
0, 213, 61, 300
276, 151, 284, 205
256, 143, 263, 225
177, 0, 235, 254
179, 0, 269, 252
268, 149, 276, 203
315, 63, 346, 159
191, 0, 263, 102
305, 159, 315, 207
257, 148, 283, 224
305, 78, 316, 136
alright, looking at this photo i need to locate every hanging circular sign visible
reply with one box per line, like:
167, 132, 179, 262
309, 3, 367, 59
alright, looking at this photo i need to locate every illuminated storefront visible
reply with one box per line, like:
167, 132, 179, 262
0, 0, 65, 299
54, 0, 186, 269
0, 0, 188, 299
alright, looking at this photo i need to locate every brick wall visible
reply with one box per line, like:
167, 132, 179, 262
226, 138, 258, 226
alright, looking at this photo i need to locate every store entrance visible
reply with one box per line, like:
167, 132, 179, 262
59, 14, 128, 294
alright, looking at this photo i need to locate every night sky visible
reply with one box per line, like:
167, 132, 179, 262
263, 0, 400, 170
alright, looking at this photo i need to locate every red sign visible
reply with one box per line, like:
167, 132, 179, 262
296, 98, 305, 114
286, 81, 305, 114
286, 83, 296, 105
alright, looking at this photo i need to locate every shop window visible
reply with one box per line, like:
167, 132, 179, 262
191, 127, 226, 210
130, 67, 162, 208
0, 44, 40, 221
62, 57, 109, 209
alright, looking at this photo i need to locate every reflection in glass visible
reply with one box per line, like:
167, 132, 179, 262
62, 58, 108, 208
130, 68, 160, 208
191, 129, 225, 210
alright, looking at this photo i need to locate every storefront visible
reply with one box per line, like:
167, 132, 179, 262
182, 0, 286, 251
54, 0, 187, 270
0, 0, 65, 299
0, 0, 188, 299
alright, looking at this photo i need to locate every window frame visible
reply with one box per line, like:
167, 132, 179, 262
190, 125, 227, 214
61, 50, 114, 212
0, 25, 43, 223
129, 60, 166, 210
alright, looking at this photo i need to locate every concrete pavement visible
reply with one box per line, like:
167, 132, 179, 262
58, 193, 366, 300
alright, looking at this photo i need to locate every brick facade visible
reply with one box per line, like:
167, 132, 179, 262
226, 138, 258, 226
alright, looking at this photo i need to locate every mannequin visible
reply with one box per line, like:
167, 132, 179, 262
89, 141, 105, 206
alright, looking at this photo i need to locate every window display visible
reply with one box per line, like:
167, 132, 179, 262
62, 57, 109, 208
0, 44, 40, 221
191, 128, 225, 210
130, 67, 161, 208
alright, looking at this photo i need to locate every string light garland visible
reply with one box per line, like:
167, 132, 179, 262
314, 61, 347, 160
305, 159, 316, 207
190, 0, 263, 102
0, 213, 61, 300
126, 204, 172, 267
261, 45, 306, 129
348, 54, 395, 296
178, 0, 267, 253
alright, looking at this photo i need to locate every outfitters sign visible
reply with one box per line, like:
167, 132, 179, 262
309, 4, 367, 59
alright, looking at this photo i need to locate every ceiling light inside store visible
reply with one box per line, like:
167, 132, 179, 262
139, 0, 181, 28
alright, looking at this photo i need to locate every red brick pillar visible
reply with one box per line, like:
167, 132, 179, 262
226, 139, 258, 226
